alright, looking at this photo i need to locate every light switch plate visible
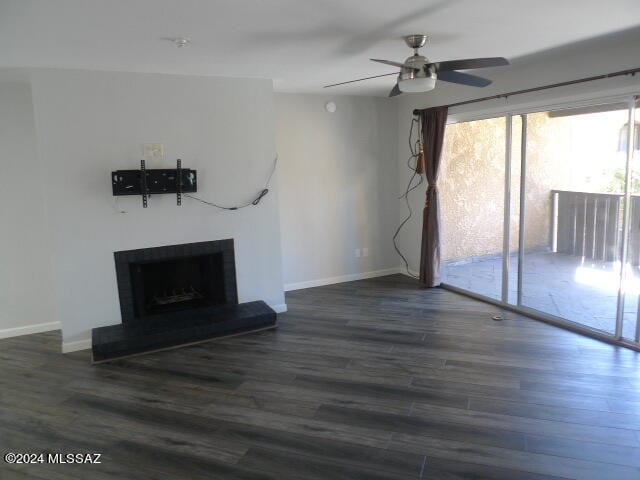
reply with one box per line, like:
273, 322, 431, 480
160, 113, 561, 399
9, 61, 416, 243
143, 143, 164, 160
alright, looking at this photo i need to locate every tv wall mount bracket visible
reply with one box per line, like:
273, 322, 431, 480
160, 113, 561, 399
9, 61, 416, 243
111, 159, 197, 208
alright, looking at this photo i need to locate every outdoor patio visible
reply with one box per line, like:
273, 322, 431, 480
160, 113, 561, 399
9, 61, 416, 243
444, 251, 640, 339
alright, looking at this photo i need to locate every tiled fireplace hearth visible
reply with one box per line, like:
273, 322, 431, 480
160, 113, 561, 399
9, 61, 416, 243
91, 239, 277, 362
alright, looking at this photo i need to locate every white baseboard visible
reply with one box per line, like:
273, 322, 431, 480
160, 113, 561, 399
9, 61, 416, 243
62, 338, 92, 354
271, 303, 288, 313
0, 321, 61, 340
284, 267, 401, 292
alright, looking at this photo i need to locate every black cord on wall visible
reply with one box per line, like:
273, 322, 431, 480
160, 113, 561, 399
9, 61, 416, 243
184, 155, 278, 210
393, 117, 423, 279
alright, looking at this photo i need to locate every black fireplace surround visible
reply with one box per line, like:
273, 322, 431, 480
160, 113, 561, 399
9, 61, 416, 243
91, 239, 277, 362
116, 239, 238, 324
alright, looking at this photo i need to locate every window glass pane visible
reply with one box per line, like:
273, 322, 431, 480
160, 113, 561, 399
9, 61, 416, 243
441, 117, 505, 300
520, 104, 628, 334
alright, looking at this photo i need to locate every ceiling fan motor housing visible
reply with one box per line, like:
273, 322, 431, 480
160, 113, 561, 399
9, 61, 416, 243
398, 54, 436, 93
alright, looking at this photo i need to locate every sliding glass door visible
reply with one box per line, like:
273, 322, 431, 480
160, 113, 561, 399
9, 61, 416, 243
518, 104, 629, 334
439, 95, 640, 347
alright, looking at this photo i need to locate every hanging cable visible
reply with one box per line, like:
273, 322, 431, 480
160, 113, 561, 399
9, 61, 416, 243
184, 155, 278, 210
393, 117, 423, 279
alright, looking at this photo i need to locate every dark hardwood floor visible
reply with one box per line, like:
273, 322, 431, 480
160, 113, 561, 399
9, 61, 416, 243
2, 274, 640, 479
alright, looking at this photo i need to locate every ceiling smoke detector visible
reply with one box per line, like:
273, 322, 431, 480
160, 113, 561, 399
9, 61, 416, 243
172, 37, 191, 48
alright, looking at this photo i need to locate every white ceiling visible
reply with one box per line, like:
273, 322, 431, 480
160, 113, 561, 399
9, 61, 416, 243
1, 0, 639, 96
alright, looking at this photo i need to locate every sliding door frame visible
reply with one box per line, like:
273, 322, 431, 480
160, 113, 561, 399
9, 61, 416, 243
501, 114, 513, 303
441, 92, 640, 351
516, 114, 527, 306
615, 95, 637, 340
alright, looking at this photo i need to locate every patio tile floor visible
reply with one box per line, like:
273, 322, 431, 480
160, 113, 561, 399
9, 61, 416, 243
444, 251, 640, 340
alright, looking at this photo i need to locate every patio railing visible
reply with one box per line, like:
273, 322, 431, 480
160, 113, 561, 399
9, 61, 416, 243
551, 190, 640, 265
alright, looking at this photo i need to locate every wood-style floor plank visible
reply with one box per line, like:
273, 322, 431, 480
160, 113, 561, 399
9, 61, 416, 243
1, 274, 640, 479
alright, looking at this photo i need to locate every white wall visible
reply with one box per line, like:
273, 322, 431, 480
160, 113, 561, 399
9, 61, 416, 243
275, 94, 399, 289
0, 78, 56, 337
27, 69, 285, 349
394, 26, 640, 275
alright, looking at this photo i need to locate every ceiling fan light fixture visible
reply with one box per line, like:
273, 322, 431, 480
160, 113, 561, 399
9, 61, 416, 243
398, 75, 436, 93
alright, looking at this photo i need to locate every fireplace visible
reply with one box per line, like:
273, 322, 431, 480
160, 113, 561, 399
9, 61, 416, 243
131, 253, 226, 317
114, 239, 238, 326
92, 239, 276, 362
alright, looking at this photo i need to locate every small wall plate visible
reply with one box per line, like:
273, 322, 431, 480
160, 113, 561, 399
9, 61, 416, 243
144, 143, 164, 160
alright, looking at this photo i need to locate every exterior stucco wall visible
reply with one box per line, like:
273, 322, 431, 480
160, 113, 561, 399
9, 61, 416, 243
440, 117, 506, 261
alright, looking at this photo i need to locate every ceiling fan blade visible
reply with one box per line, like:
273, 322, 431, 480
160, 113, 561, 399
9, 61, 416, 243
323, 72, 398, 88
370, 59, 420, 70
432, 57, 509, 72
389, 84, 402, 97
437, 70, 492, 87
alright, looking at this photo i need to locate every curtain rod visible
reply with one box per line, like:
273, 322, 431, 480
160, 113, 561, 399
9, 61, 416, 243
412, 67, 640, 116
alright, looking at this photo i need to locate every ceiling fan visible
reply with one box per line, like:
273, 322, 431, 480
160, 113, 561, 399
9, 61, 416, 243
324, 34, 509, 97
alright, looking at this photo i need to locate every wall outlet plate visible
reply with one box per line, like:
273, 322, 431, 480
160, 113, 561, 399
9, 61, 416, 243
143, 143, 164, 160
355, 248, 361, 258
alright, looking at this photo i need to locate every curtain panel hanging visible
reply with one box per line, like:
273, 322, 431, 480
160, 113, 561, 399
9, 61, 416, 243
418, 106, 448, 287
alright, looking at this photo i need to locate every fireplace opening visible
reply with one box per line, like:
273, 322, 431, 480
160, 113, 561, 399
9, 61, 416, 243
129, 253, 226, 317
97, 239, 275, 362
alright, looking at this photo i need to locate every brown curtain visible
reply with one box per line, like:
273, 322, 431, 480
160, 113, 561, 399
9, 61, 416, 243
418, 106, 448, 287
